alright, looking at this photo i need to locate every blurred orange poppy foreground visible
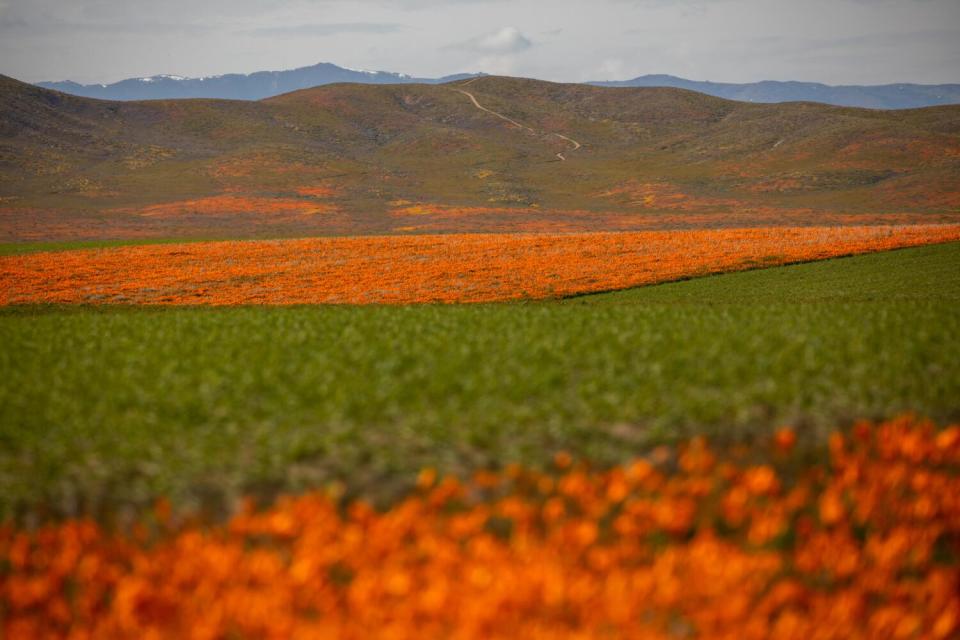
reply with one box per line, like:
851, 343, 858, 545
4, 416, 959, 639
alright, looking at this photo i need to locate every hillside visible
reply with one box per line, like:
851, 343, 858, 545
592, 74, 960, 110
2, 74, 959, 241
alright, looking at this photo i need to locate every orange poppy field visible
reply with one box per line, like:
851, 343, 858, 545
4, 416, 959, 639
4, 32, 960, 640
3, 224, 959, 305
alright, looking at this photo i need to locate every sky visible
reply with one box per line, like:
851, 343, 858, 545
1, 0, 958, 86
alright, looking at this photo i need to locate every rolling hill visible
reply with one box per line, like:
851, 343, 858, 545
2, 73, 959, 241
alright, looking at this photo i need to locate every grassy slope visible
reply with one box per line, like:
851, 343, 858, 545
573, 241, 960, 304
1, 242, 958, 519
0, 238, 219, 256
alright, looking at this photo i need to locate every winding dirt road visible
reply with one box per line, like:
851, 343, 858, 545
455, 89, 534, 134
454, 80, 582, 161
551, 133, 582, 161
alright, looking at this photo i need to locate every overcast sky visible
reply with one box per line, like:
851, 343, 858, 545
1, 0, 958, 86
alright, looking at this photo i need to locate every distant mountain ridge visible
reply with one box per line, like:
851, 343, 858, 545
590, 74, 960, 110
37, 62, 484, 101
35, 63, 960, 109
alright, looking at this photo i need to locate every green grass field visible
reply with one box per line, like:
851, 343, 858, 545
0, 238, 214, 256
1, 242, 958, 520
573, 240, 960, 304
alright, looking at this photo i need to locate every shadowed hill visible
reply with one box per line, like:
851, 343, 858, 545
2, 74, 959, 241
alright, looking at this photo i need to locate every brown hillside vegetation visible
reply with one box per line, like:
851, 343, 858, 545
1, 74, 959, 241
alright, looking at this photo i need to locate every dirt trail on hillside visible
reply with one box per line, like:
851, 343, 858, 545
455, 89, 535, 134
454, 80, 582, 161
551, 133, 582, 161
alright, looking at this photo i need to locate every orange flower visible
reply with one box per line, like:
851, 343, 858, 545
743, 466, 781, 496
3, 226, 959, 305
416, 468, 438, 490
774, 427, 797, 453
819, 490, 846, 526
3, 416, 960, 639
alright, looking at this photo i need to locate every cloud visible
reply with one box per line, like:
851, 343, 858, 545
613, 0, 738, 4
3, 0, 959, 86
0, 14, 214, 35
0, 14, 27, 30
0, 0, 222, 35
304, 0, 508, 8
455, 26, 532, 54
596, 58, 628, 80
243, 22, 405, 37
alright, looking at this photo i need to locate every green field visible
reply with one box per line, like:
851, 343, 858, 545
1, 242, 958, 520
0, 238, 218, 256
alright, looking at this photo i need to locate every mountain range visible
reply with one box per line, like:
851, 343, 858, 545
590, 75, 960, 110
34, 62, 960, 109
37, 62, 483, 102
